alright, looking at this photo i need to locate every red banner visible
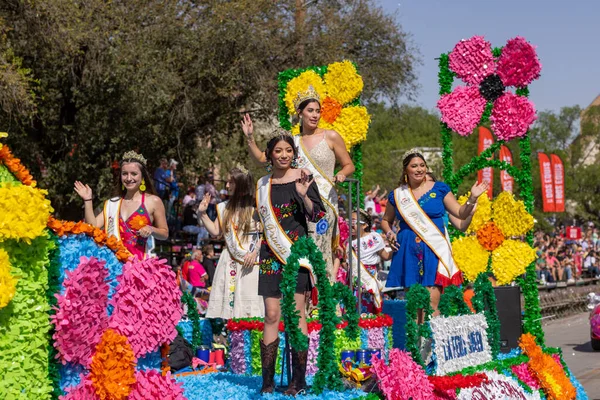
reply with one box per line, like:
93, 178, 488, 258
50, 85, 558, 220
499, 145, 514, 193
565, 226, 581, 240
477, 127, 494, 198
538, 153, 555, 212
550, 154, 565, 212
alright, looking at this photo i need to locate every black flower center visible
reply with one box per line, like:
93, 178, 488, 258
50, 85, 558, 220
479, 74, 505, 102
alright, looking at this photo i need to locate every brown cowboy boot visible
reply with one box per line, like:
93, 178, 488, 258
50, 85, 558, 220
260, 337, 280, 394
284, 349, 308, 396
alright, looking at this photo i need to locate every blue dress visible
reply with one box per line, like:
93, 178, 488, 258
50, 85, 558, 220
386, 182, 451, 288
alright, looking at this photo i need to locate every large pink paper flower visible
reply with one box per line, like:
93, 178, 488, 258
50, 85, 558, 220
437, 36, 541, 141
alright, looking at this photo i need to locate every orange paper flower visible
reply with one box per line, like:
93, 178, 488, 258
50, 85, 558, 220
89, 329, 137, 400
0, 145, 37, 186
129, 215, 148, 231
519, 333, 576, 400
476, 221, 505, 251
321, 96, 343, 123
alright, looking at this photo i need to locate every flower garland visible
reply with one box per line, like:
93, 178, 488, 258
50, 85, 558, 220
181, 292, 203, 349
0, 248, 17, 308
281, 236, 359, 394
47, 217, 132, 262
0, 143, 37, 186
404, 284, 433, 367
519, 333, 576, 399
0, 182, 53, 242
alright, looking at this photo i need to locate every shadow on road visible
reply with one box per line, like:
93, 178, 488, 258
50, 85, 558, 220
568, 341, 598, 353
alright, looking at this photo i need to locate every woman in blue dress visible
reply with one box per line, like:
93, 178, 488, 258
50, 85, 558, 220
381, 149, 488, 316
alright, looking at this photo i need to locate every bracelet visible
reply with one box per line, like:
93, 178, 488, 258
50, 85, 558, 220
84, 198, 93, 202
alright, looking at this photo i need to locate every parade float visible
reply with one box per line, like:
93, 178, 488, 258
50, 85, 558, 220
0, 38, 589, 400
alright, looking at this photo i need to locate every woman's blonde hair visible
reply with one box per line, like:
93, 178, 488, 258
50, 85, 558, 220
222, 168, 255, 237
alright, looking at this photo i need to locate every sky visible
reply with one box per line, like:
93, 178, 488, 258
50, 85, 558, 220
378, 0, 600, 114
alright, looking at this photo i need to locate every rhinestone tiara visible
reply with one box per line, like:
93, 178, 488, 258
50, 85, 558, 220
122, 150, 147, 166
402, 148, 423, 162
293, 85, 321, 111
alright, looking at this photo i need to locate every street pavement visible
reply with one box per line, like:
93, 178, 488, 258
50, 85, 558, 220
544, 312, 600, 399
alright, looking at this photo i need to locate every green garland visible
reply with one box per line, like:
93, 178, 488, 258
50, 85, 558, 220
46, 232, 63, 399
332, 282, 359, 339
181, 292, 203, 349
471, 274, 500, 358
438, 55, 455, 184
404, 284, 433, 367
281, 236, 359, 394
438, 285, 471, 317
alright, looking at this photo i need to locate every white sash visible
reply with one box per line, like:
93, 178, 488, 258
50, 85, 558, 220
256, 175, 315, 282
103, 197, 155, 258
216, 201, 257, 264
294, 135, 339, 245
393, 185, 461, 286
348, 248, 383, 311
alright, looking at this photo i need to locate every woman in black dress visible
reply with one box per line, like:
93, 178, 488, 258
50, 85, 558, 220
256, 133, 325, 395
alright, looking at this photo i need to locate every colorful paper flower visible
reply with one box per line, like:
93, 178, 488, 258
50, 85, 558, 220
0, 144, 37, 186
284, 60, 371, 149
129, 215, 148, 231
437, 36, 541, 141
452, 191, 536, 284
0, 248, 17, 309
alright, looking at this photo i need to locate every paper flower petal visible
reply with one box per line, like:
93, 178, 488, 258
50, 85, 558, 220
491, 240, 537, 285
109, 257, 183, 358
490, 92, 537, 141
438, 86, 487, 136
492, 191, 535, 237
0, 248, 17, 308
330, 105, 371, 150
284, 70, 327, 115
371, 348, 435, 399
452, 236, 490, 282
59, 377, 100, 400
448, 36, 495, 85
129, 370, 186, 400
323, 60, 364, 105
0, 182, 52, 242
52, 256, 110, 367
496, 37, 542, 88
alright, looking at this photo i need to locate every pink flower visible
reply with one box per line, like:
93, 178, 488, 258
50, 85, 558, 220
437, 36, 541, 141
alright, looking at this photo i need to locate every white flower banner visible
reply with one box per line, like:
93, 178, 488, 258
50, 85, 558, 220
457, 371, 542, 400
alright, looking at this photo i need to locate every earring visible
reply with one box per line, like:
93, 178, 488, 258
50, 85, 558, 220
265, 162, 273, 173
140, 179, 146, 192
291, 157, 298, 169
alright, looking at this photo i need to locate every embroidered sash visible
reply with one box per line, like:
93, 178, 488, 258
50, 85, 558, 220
103, 197, 155, 258
348, 248, 383, 311
393, 185, 461, 286
294, 135, 339, 245
256, 175, 314, 282
216, 201, 257, 264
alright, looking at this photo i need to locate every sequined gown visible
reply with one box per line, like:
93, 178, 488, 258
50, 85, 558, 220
305, 136, 338, 281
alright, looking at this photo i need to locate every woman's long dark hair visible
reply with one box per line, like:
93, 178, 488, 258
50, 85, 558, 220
223, 168, 255, 237
399, 152, 427, 185
111, 159, 157, 198
264, 133, 297, 165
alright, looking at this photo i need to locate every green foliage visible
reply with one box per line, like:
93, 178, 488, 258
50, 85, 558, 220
0, 0, 418, 217
404, 284, 433, 367
438, 285, 471, 317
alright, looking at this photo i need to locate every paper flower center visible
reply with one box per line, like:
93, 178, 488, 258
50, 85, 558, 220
321, 96, 343, 124
476, 221, 505, 251
479, 74, 505, 102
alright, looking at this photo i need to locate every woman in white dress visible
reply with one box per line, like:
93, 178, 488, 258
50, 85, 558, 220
199, 167, 264, 319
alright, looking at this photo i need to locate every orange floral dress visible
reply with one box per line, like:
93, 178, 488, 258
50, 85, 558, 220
119, 193, 152, 259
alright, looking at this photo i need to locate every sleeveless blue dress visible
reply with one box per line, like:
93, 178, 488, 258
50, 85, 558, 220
386, 182, 451, 288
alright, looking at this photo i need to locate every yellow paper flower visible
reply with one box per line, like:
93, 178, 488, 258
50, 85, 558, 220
452, 191, 536, 285
458, 192, 492, 234
323, 60, 364, 105
451, 236, 489, 282
0, 248, 17, 309
0, 131, 7, 150
0, 183, 53, 242
284, 60, 371, 149
284, 71, 327, 115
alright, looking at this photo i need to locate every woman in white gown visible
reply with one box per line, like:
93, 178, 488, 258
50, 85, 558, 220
199, 167, 264, 319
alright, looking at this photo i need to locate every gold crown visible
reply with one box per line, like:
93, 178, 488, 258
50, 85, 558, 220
402, 148, 423, 162
267, 127, 293, 141
122, 150, 147, 166
293, 85, 321, 111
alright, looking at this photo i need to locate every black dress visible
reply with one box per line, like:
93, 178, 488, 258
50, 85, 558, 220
258, 180, 325, 298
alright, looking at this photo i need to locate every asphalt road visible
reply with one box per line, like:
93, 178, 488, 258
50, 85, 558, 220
544, 312, 600, 399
